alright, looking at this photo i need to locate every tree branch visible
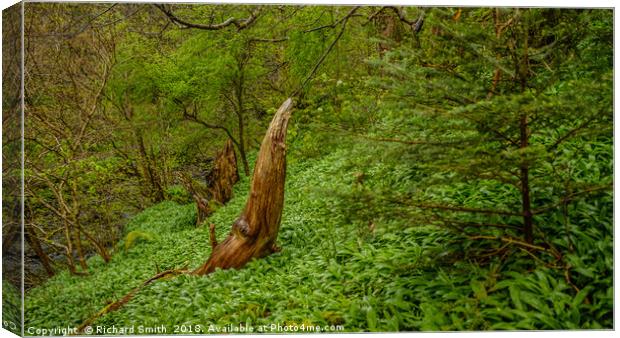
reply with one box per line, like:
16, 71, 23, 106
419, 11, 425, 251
248, 37, 289, 43
302, 10, 364, 33
547, 115, 599, 152
467, 235, 560, 259
532, 184, 612, 215
154, 4, 259, 31
385, 6, 425, 34
387, 196, 521, 216
291, 6, 360, 97
412, 203, 521, 216
181, 107, 240, 148
358, 135, 463, 146
438, 218, 522, 230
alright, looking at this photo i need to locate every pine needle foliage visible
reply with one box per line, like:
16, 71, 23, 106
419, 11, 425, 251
363, 8, 612, 251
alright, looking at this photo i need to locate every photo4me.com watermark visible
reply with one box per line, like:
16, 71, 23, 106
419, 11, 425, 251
24, 322, 345, 335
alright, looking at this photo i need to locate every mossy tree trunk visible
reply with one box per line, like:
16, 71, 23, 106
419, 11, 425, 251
193, 98, 294, 275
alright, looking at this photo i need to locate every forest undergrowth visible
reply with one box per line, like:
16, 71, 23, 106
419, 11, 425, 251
25, 142, 612, 331
13, 6, 612, 333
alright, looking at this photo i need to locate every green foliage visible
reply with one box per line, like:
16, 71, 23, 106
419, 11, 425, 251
25, 201, 199, 329
3, 281, 21, 334
25, 146, 612, 331
22, 5, 612, 333
311, 7, 613, 254
166, 185, 193, 205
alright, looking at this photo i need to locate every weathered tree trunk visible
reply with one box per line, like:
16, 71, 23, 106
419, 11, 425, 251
376, 11, 403, 54
180, 139, 239, 225
211, 139, 240, 204
193, 98, 294, 275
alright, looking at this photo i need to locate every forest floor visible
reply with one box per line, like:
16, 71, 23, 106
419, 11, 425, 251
23, 149, 610, 332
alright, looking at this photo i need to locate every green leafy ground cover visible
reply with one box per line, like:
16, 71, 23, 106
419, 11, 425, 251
3, 281, 21, 334
13, 6, 613, 334
24, 145, 612, 332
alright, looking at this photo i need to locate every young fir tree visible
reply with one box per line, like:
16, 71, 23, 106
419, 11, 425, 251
370, 8, 612, 253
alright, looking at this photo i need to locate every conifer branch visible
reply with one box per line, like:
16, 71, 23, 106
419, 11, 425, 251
389, 198, 521, 217
436, 217, 522, 230
547, 115, 599, 151
467, 235, 555, 256
532, 184, 612, 215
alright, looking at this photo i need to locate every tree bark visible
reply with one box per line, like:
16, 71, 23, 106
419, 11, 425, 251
237, 133, 250, 177
519, 113, 533, 244
179, 139, 239, 225
179, 173, 213, 225
25, 224, 55, 277
193, 98, 294, 275
211, 139, 240, 204
136, 130, 165, 202
62, 221, 81, 276
518, 29, 533, 244
73, 227, 88, 270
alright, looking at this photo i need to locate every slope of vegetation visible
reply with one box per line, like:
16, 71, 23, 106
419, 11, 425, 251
25, 142, 612, 331
10, 4, 613, 333
2, 281, 21, 332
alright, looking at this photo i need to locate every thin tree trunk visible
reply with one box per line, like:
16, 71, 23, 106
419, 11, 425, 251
518, 27, 533, 244
179, 139, 239, 225
519, 113, 533, 244
237, 135, 250, 177
193, 98, 294, 275
136, 131, 165, 202
63, 220, 80, 275
179, 172, 212, 225
73, 226, 88, 270
235, 69, 250, 177
25, 224, 55, 277
77, 225, 111, 263
68, 183, 88, 270
520, 168, 533, 244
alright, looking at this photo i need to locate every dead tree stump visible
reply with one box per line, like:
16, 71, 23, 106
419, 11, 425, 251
179, 139, 240, 225
193, 98, 294, 275
210, 139, 239, 204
